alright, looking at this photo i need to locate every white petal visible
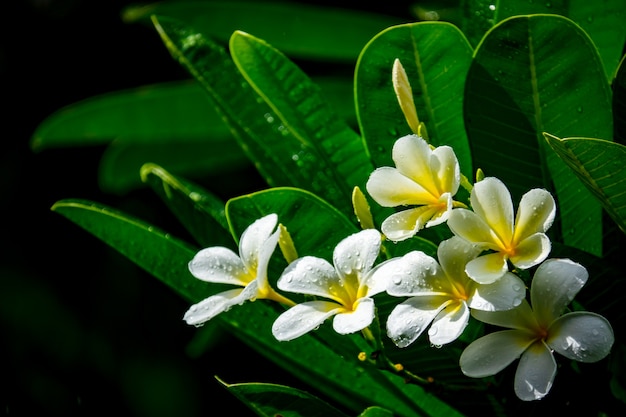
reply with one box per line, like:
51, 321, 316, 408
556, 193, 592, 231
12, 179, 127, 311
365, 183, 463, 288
465, 252, 508, 284
469, 272, 526, 311
430, 145, 460, 195
514, 341, 556, 401
513, 188, 556, 242
277, 256, 347, 303
471, 300, 539, 331
239, 213, 278, 272
255, 228, 281, 290
392, 134, 433, 183
470, 177, 514, 245
447, 208, 500, 248
272, 300, 342, 341
510, 232, 551, 269
429, 301, 469, 345
183, 284, 257, 326
547, 312, 614, 363
381, 206, 440, 241
530, 258, 588, 326
386, 295, 449, 348
437, 236, 482, 280
333, 297, 375, 334
333, 229, 381, 277
366, 167, 434, 207
188, 247, 249, 285
385, 251, 445, 296
460, 330, 535, 378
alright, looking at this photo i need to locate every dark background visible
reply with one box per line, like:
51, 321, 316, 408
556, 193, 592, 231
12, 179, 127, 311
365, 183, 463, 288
1, 1, 418, 416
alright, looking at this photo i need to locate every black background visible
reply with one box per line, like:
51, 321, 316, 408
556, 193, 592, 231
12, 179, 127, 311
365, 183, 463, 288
1, 1, 418, 416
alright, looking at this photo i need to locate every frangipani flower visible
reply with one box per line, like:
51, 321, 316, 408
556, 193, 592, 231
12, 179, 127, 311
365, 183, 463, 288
184, 213, 293, 326
460, 259, 614, 401
386, 237, 526, 347
447, 177, 556, 284
272, 229, 392, 341
366, 134, 461, 242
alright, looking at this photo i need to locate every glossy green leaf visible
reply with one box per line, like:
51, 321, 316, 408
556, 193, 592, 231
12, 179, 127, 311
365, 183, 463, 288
355, 22, 473, 180
229, 30, 373, 215
139, 163, 233, 249
123, 1, 403, 63
613, 55, 626, 145
465, 14, 612, 256
495, 0, 626, 79
152, 16, 359, 214
50, 199, 204, 300
218, 380, 349, 417
30, 80, 225, 151
544, 134, 626, 234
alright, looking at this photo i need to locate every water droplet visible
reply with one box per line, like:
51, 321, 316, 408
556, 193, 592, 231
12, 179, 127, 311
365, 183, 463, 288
392, 276, 402, 285
592, 329, 599, 336
577, 106, 583, 113
545, 2, 552, 8
264, 113, 275, 123
513, 284, 521, 291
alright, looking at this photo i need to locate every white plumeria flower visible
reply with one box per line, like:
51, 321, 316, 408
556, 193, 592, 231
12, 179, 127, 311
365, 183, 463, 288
447, 177, 556, 284
386, 237, 526, 347
366, 134, 461, 242
272, 229, 393, 341
184, 213, 293, 326
460, 259, 614, 401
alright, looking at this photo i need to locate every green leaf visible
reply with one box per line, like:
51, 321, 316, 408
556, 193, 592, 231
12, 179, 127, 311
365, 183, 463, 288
218, 380, 350, 417
458, 0, 497, 47
613, 55, 626, 145
544, 134, 626, 234
140, 163, 233, 248
355, 22, 474, 180
123, 1, 403, 63
465, 14, 612, 256
359, 407, 395, 417
226, 187, 358, 261
151, 16, 360, 214
495, 0, 626, 79
50, 199, 203, 300
229, 30, 373, 215
30, 80, 225, 151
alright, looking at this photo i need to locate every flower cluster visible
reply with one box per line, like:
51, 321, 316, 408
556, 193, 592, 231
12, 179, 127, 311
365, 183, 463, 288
182, 62, 614, 402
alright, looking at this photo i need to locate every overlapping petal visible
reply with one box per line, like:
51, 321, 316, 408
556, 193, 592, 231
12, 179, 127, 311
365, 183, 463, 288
381, 206, 441, 242
513, 188, 556, 243
448, 177, 556, 283
272, 229, 385, 340
514, 341, 556, 401
469, 272, 525, 311
469, 177, 514, 244
184, 213, 282, 327
366, 134, 461, 241
272, 300, 343, 342
464, 252, 508, 284
464, 258, 614, 401
386, 295, 450, 347
367, 167, 435, 206
333, 297, 376, 334
188, 247, 250, 285
460, 330, 536, 378
429, 301, 470, 345
184, 283, 258, 326
547, 312, 614, 362
530, 258, 588, 326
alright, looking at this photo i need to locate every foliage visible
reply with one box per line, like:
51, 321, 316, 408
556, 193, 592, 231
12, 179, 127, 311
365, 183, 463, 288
35, 1, 626, 416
